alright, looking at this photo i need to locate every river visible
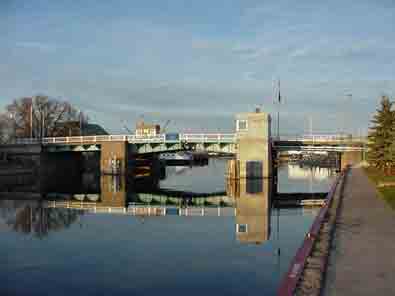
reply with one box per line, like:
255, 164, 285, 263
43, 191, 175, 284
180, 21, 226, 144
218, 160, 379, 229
0, 159, 336, 296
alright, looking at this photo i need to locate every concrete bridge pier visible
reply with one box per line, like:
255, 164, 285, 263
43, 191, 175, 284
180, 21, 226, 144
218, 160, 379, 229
340, 151, 363, 170
100, 175, 127, 207
235, 111, 272, 178
100, 141, 129, 175
226, 177, 271, 244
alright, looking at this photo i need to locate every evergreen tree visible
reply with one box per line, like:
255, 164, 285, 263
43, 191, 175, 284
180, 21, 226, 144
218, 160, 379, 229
368, 96, 395, 173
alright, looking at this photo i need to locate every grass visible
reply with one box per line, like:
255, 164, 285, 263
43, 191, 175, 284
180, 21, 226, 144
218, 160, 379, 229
377, 187, 395, 210
364, 166, 395, 210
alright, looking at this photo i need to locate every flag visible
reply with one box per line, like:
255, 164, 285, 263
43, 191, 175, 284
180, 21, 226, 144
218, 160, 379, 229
278, 80, 281, 103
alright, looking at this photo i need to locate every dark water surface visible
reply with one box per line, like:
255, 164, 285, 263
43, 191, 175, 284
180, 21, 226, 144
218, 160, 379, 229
1, 160, 336, 296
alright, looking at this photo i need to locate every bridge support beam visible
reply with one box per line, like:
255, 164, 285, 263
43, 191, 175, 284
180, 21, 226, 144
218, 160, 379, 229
235, 111, 272, 178
100, 175, 127, 207
100, 141, 129, 175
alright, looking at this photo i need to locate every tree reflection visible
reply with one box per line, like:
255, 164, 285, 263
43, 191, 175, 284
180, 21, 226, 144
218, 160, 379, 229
1, 201, 82, 238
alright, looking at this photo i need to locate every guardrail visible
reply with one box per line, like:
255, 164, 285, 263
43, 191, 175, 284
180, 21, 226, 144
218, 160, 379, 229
10, 133, 365, 145
45, 201, 236, 216
12, 133, 237, 145
277, 168, 348, 296
180, 133, 236, 142
278, 134, 367, 143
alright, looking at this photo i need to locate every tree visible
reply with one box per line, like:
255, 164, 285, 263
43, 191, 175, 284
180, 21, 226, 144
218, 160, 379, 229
2, 95, 88, 139
0, 114, 8, 143
367, 95, 395, 173
0, 113, 14, 144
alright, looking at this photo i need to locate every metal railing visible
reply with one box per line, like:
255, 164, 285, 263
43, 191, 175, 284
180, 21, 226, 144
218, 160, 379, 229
45, 200, 236, 217
12, 133, 237, 145
277, 134, 367, 143
10, 133, 365, 146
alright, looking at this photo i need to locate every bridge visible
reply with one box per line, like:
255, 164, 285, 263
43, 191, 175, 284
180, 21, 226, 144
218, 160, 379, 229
12, 133, 237, 154
1, 111, 366, 177
12, 133, 365, 153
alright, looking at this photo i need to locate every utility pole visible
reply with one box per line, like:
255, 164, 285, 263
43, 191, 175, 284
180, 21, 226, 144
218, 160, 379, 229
79, 111, 83, 136
276, 79, 282, 140
30, 98, 33, 138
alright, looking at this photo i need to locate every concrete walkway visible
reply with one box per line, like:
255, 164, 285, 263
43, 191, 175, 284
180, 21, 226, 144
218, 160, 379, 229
324, 167, 395, 295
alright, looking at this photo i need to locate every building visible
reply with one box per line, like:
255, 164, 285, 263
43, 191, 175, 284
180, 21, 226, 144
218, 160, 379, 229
135, 121, 160, 137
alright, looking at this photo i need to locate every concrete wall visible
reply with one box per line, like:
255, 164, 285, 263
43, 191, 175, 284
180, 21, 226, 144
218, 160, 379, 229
100, 175, 127, 207
235, 112, 272, 178
234, 178, 271, 244
341, 151, 363, 170
100, 141, 128, 175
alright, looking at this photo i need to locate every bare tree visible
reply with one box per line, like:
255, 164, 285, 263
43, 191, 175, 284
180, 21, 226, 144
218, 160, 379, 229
0, 113, 12, 143
3, 95, 88, 139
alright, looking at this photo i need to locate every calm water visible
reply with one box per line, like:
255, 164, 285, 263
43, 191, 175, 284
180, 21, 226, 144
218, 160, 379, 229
0, 160, 336, 296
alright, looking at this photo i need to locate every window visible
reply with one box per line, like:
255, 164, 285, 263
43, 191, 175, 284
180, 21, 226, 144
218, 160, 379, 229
237, 119, 248, 131
236, 224, 248, 233
246, 161, 263, 179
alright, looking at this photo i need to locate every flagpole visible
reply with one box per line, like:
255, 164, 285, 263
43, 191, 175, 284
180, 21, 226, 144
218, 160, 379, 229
30, 98, 33, 138
277, 79, 281, 140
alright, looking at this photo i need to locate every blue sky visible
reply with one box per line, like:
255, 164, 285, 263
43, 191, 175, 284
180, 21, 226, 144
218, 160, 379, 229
1, 0, 394, 135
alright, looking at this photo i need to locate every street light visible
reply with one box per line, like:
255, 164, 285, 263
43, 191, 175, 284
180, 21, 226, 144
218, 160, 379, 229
8, 112, 16, 141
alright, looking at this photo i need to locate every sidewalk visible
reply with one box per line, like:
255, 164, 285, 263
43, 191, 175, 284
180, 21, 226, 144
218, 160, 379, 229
324, 168, 395, 295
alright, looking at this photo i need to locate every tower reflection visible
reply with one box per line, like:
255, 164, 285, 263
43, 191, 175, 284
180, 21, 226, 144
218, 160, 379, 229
100, 175, 127, 207
227, 178, 271, 244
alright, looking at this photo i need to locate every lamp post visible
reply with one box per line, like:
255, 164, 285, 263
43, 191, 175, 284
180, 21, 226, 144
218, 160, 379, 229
9, 112, 16, 142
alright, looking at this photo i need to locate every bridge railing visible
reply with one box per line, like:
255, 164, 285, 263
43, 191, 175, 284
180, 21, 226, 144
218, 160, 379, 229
13, 138, 41, 144
180, 133, 236, 143
12, 133, 237, 145
40, 134, 166, 144
11, 133, 236, 145
277, 134, 367, 143
10, 133, 365, 146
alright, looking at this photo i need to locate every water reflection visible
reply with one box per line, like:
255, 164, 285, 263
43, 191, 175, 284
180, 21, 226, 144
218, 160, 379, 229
0, 161, 334, 238
278, 163, 337, 193
0, 160, 334, 243
227, 178, 271, 244
0, 159, 330, 296
0, 200, 82, 238
0, 172, 273, 246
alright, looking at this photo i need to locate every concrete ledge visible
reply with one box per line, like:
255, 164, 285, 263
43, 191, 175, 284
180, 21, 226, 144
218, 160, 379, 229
377, 181, 395, 187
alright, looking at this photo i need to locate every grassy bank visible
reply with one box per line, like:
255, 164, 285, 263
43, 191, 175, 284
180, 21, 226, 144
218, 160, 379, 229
363, 167, 395, 210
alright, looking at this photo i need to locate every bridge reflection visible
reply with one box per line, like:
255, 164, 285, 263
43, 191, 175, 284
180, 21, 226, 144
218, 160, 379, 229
229, 178, 271, 244
0, 160, 323, 244
0, 199, 83, 238
40, 175, 272, 244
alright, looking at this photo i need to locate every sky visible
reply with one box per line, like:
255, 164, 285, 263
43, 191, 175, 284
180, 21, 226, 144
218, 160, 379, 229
1, 0, 394, 135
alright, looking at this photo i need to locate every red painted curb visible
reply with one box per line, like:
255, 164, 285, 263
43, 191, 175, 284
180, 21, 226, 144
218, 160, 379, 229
277, 167, 348, 296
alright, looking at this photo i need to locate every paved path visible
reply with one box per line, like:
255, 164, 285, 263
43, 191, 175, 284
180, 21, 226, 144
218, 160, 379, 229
324, 167, 395, 295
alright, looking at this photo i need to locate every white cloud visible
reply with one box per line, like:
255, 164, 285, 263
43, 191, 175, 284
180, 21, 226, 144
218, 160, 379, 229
15, 41, 57, 52
242, 71, 256, 81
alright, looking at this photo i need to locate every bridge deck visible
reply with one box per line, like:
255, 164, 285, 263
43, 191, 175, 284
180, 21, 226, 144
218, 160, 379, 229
6, 134, 366, 154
